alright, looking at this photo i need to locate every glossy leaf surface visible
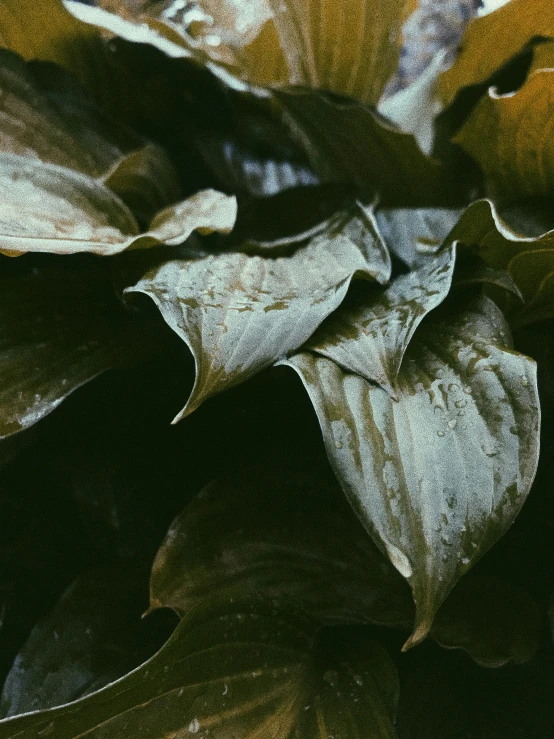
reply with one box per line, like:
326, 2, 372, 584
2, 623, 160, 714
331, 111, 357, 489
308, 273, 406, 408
0, 599, 400, 739
282, 295, 540, 647
128, 203, 391, 418
307, 245, 456, 396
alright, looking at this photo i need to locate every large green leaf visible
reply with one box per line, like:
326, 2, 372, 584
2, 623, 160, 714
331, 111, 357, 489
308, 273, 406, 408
0, 155, 235, 256
281, 294, 540, 647
0, 265, 154, 439
307, 245, 456, 396
150, 467, 413, 629
275, 88, 454, 206
0, 598, 400, 739
127, 202, 391, 418
439, 0, 554, 105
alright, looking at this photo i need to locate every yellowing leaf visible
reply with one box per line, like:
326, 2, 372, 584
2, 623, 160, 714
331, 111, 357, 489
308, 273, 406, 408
268, 0, 413, 103
0, 598, 400, 739
454, 66, 554, 202
281, 295, 540, 647
439, 0, 554, 105
128, 203, 391, 418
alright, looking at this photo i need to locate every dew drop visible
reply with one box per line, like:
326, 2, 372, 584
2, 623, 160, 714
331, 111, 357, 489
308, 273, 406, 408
455, 399, 467, 409
437, 430, 445, 438
461, 557, 470, 565
335, 441, 343, 449
448, 419, 457, 429
189, 718, 200, 734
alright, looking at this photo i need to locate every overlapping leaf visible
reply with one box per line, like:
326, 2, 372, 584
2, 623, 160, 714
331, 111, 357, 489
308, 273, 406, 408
149, 469, 413, 629
439, 0, 554, 105
275, 89, 452, 206
306, 245, 456, 396
281, 294, 540, 647
0, 568, 155, 716
127, 202, 391, 418
0, 155, 235, 256
0, 266, 154, 439
444, 199, 554, 324
0, 598, 400, 739
455, 64, 554, 202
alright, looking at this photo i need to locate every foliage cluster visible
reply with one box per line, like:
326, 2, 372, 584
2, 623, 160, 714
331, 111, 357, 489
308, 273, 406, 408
0, 1, 554, 736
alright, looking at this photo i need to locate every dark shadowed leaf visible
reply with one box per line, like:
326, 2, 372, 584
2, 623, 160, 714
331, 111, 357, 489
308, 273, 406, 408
444, 198, 554, 324
306, 245, 456, 396
92, 0, 413, 103
0, 599, 400, 739
0, 567, 162, 717
127, 202, 391, 418
149, 468, 413, 629
439, 0, 554, 105
432, 573, 540, 668
281, 294, 540, 647
275, 88, 453, 206
0, 266, 154, 439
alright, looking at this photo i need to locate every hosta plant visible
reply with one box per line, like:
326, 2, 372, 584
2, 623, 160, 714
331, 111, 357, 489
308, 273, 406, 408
0, 0, 553, 736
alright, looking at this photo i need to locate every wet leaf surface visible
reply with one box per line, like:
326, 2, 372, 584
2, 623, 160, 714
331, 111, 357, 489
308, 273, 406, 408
0, 598, 400, 739
128, 202, 391, 417
282, 295, 540, 646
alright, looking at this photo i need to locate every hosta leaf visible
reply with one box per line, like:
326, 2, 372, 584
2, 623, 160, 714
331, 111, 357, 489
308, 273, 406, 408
0, 599, 400, 739
0, 155, 235, 256
0, 266, 154, 439
0, 49, 138, 178
150, 467, 413, 629
281, 294, 540, 647
0, 567, 157, 716
306, 245, 456, 396
127, 202, 391, 418
275, 89, 453, 206
91, 0, 413, 103
439, 0, 554, 105
432, 574, 540, 668
444, 198, 554, 324
374, 207, 462, 267
267, 0, 414, 104
0, 0, 102, 83
454, 66, 554, 202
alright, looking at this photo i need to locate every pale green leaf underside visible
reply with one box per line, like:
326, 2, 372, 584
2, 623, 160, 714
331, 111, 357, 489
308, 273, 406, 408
128, 203, 391, 418
281, 295, 540, 647
0, 599, 399, 739
0, 153, 236, 256
307, 245, 456, 396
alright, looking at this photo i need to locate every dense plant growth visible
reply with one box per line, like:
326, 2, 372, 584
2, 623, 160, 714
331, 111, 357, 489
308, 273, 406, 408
0, 0, 553, 736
